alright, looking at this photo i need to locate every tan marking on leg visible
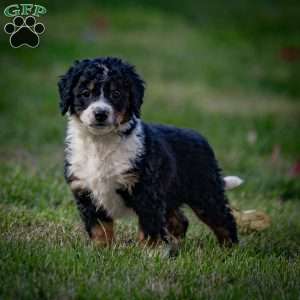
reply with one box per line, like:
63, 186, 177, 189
91, 221, 114, 246
192, 207, 235, 247
137, 225, 161, 247
167, 209, 188, 240
138, 228, 145, 241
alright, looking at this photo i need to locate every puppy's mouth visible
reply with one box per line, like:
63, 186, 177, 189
89, 122, 107, 128
89, 118, 117, 128
86, 120, 116, 135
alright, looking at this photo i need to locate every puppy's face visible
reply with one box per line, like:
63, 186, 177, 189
72, 64, 131, 135
58, 58, 144, 135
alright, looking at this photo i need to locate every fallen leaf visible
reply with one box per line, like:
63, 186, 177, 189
231, 207, 271, 233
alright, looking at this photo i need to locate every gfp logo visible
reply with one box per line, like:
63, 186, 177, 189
3, 4, 47, 48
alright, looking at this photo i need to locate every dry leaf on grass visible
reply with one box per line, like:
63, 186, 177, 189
231, 207, 271, 234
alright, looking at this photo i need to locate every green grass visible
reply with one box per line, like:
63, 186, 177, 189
0, 1, 300, 299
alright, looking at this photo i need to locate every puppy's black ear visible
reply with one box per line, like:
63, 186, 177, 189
125, 65, 145, 117
58, 61, 83, 115
58, 73, 72, 115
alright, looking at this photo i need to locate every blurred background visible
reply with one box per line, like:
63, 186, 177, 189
0, 1, 300, 298
1, 0, 299, 199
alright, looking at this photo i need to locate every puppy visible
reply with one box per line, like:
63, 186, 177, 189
58, 57, 239, 250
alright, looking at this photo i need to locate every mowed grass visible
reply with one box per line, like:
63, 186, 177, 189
0, 1, 300, 299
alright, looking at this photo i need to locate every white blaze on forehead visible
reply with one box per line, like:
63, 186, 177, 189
96, 63, 109, 80
101, 64, 109, 77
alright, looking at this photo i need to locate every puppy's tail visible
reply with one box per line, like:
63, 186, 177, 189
224, 176, 243, 190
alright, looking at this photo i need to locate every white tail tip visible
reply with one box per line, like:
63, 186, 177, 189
224, 176, 244, 190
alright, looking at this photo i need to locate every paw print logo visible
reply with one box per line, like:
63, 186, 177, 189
4, 16, 45, 48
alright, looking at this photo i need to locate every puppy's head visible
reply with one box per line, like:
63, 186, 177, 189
58, 57, 145, 135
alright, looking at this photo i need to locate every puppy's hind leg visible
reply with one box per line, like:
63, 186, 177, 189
190, 196, 238, 246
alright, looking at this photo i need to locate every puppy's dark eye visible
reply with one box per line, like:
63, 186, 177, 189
111, 90, 121, 99
80, 90, 90, 98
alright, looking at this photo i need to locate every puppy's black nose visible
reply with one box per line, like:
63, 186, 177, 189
94, 108, 108, 122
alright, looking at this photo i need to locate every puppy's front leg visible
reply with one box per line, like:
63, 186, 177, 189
132, 191, 178, 256
138, 213, 179, 257
137, 212, 167, 247
70, 181, 114, 246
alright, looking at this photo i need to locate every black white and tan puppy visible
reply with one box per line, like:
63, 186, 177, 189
58, 57, 242, 252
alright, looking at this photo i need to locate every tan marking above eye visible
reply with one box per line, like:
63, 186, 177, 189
88, 81, 95, 91
91, 222, 114, 246
73, 75, 87, 94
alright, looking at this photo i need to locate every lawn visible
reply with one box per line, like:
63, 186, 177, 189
0, 1, 300, 299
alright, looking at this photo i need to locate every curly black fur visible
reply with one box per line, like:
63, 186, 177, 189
130, 123, 238, 244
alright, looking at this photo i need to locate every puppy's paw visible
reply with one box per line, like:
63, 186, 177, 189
165, 243, 180, 258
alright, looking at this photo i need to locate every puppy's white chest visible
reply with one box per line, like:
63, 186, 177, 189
83, 144, 133, 218
67, 120, 144, 219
